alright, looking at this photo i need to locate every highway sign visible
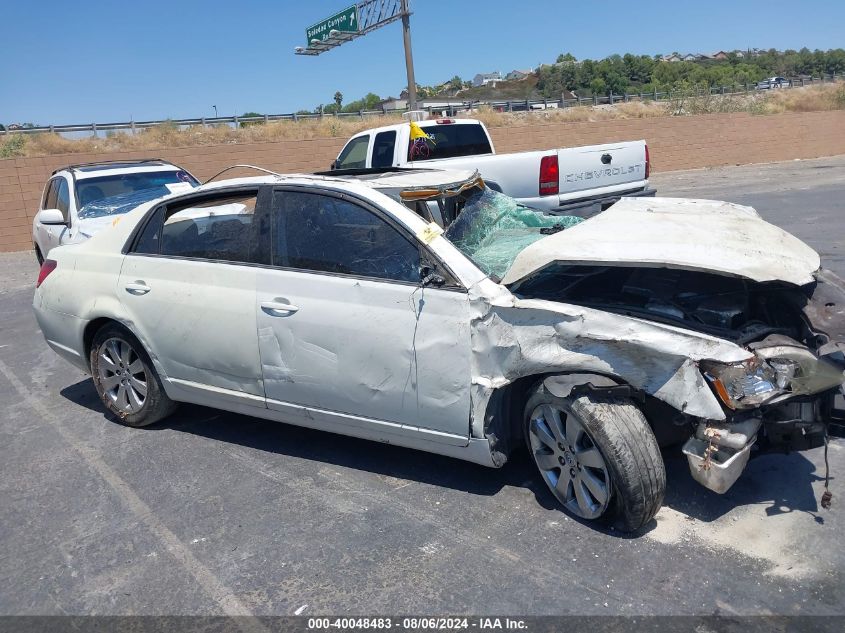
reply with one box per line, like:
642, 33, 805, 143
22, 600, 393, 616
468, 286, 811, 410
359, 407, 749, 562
306, 5, 359, 44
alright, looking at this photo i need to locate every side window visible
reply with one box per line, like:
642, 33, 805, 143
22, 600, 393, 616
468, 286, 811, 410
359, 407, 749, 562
151, 191, 265, 264
371, 131, 396, 168
55, 179, 71, 221
273, 190, 421, 283
335, 135, 370, 170
133, 206, 166, 254
43, 178, 59, 210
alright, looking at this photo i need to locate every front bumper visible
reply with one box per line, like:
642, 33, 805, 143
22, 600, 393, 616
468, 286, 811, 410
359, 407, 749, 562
682, 389, 839, 493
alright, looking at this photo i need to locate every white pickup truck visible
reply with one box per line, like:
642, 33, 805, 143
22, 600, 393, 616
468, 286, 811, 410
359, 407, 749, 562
330, 118, 654, 213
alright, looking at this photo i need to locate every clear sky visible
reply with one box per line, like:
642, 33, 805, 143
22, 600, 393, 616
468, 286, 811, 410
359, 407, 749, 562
2, 0, 843, 125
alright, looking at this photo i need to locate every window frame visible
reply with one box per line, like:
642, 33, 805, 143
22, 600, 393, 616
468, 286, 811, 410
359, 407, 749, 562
124, 185, 271, 267
269, 185, 464, 290
371, 131, 397, 169
42, 177, 60, 211
335, 134, 371, 170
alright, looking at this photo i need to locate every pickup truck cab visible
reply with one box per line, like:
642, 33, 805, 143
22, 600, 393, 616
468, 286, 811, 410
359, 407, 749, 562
332, 118, 654, 213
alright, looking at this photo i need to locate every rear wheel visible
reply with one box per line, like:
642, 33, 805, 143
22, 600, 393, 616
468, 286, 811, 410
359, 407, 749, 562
524, 385, 665, 532
34, 246, 44, 266
89, 323, 176, 427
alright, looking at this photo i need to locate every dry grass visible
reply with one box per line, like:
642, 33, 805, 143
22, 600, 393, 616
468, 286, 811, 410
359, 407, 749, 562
3, 84, 844, 159
760, 83, 845, 113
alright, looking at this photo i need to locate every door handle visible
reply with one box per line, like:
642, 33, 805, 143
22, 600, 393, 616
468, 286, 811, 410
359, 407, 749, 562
125, 282, 151, 295
261, 301, 300, 316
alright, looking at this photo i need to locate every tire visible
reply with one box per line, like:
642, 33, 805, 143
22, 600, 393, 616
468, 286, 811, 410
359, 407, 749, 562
89, 323, 177, 427
35, 246, 44, 266
524, 385, 665, 532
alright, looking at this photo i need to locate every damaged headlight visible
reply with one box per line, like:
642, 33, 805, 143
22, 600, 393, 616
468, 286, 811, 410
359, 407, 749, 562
702, 351, 844, 410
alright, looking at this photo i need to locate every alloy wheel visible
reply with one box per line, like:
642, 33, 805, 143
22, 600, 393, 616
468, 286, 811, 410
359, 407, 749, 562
528, 402, 611, 519
97, 338, 147, 414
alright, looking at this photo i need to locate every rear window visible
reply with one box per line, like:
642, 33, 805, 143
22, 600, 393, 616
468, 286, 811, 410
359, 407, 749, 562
407, 124, 492, 162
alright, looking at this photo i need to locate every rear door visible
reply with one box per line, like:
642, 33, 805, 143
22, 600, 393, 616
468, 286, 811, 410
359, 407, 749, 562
255, 186, 473, 439
118, 187, 271, 408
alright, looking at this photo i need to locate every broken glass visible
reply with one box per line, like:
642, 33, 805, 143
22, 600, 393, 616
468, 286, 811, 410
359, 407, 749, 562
444, 188, 583, 279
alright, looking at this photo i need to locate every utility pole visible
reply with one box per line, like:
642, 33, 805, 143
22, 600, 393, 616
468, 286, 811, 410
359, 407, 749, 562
401, 0, 418, 111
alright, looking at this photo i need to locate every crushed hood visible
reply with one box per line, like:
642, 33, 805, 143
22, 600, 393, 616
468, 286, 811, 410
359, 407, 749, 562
500, 197, 821, 287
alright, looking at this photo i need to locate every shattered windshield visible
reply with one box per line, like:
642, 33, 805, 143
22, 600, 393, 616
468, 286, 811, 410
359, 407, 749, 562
77, 170, 198, 219
444, 188, 583, 279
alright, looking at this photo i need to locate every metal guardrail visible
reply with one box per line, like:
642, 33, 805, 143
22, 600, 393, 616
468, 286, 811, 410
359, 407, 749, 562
2, 74, 841, 138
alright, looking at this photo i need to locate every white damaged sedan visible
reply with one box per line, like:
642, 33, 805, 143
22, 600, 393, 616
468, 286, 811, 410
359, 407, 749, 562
33, 170, 845, 531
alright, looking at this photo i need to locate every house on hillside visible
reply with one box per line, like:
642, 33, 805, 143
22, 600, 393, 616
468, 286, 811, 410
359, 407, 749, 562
505, 69, 534, 81
472, 72, 502, 87
660, 53, 682, 63
681, 53, 699, 62
708, 51, 730, 60
378, 97, 408, 112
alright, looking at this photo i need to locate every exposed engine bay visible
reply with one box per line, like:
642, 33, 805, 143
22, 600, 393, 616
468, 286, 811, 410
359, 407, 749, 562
511, 263, 845, 493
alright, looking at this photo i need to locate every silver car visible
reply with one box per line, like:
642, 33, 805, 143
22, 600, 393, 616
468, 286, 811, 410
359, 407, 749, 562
33, 170, 845, 532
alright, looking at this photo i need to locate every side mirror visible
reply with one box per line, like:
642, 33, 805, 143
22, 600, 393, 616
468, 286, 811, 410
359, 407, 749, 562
330, 160, 337, 170
420, 264, 446, 287
37, 208, 67, 226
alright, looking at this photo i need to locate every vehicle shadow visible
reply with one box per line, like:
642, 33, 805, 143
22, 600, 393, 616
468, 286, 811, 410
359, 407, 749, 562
60, 378, 830, 534
60, 378, 546, 502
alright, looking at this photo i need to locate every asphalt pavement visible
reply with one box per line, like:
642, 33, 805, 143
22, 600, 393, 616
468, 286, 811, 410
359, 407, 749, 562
1, 156, 843, 617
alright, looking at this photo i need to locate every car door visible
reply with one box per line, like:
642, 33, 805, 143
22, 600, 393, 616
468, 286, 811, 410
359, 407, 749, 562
255, 186, 473, 440
117, 186, 271, 409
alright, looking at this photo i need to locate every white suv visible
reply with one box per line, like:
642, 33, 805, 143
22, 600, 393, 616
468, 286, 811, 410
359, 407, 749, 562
32, 159, 198, 264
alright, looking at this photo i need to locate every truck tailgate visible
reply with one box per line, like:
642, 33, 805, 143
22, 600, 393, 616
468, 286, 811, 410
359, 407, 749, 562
557, 141, 648, 198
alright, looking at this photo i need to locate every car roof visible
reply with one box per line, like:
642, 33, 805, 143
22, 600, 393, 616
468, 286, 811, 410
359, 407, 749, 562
52, 159, 182, 177
193, 167, 481, 194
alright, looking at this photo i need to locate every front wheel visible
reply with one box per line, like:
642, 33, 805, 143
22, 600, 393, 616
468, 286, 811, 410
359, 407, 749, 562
524, 386, 665, 532
89, 323, 177, 427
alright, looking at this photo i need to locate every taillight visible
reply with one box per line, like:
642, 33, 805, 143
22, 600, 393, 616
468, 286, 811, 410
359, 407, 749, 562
645, 144, 650, 179
539, 155, 559, 196
36, 259, 57, 288
435, 119, 454, 124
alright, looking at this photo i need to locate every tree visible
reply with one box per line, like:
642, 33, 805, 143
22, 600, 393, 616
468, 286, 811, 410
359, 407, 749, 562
333, 91, 343, 108
589, 77, 607, 95
239, 111, 264, 127
557, 52, 576, 63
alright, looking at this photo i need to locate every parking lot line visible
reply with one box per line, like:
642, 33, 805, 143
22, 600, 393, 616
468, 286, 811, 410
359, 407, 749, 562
0, 357, 267, 626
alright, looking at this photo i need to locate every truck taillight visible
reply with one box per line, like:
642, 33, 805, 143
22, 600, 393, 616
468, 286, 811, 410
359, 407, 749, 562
645, 144, 650, 179
539, 155, 559, 196
36, 259, 57, 288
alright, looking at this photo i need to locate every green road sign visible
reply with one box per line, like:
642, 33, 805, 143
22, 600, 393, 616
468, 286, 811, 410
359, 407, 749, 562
306, 5, 359, 44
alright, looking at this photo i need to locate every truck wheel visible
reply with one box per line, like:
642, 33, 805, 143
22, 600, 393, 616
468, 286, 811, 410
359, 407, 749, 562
90, 323, 177, 427
524, 386, 665, 532
35, 246, 44, 266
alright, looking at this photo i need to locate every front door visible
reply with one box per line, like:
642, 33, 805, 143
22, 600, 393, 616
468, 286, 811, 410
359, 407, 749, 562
256, 187, 472, 438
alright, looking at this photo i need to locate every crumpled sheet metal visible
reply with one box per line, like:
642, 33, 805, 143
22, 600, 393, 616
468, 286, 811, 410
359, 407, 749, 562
467, 280, 752, 436
501, 197, 821, 287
